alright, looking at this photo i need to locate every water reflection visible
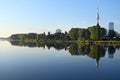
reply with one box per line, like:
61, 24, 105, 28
9, 41, 120, 69
69, 44, 106, 69
9, 41, 120, 55
9, 41, 70, 50
108, 46, 116, 58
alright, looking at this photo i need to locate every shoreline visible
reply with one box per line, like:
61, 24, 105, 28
8, 39, 120, 45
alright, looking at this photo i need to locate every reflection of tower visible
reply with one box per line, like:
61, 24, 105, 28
97, 7, 99, 24
96, 58, 100, 69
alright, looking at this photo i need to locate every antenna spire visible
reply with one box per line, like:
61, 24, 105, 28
97, 7, 99, 24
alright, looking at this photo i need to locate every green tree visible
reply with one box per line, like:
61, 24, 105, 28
69, 28, 79, 40
95, 24, 100, 40
100, 28, 106, 40
10, 34, 20, 40
36, 34, 39, 41
88, 24, 103, 40
78, 28, 90, 40
108, 30, 116, 39
18, 34, 25, 41
88, 26, 96, 40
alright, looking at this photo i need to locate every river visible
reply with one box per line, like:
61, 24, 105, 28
0, 41, 120, 80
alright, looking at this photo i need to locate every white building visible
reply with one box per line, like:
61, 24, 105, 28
109, 22, 114, 30
56, 29, 62, 33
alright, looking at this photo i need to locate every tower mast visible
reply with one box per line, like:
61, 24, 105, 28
97, 7, 99, 24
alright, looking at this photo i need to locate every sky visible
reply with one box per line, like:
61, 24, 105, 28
0, 0, 120, 37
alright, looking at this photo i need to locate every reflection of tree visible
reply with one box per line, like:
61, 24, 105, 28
10, 41, 22, 46
116, 46, 120, 51
9, 41, 119, 69
69, 44, 89, 55
108, 46, 116, 54
9, 41, 69, 50
69, 44, 79, 55
87, 45, 105, 59
108, 46, 116, 58
87, 45, 105, 69
10, 41, 46, 48
69, 44, 105, 58
69, 44, 90, 56
46, 43, 69, 50
69, 44, 106, 69
78, 44, 90, 56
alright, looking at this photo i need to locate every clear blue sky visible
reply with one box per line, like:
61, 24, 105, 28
0, 0, 120, 37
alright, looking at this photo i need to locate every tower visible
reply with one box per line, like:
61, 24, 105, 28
97, 7, 99, 24
96, 7, 100, 40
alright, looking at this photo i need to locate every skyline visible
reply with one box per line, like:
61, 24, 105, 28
0, 0, 120, 37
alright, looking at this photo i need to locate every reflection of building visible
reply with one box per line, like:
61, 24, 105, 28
109, 22, 114, 30
56, 29, 62, 33
109, 54, 114, 58
108, 46, 116, 59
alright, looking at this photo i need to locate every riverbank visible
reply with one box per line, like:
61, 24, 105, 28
8, 39, 120, 45
78, 40, 120, 46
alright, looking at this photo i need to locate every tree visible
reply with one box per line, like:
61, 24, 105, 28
10, 34, 20, 40
108, 30, 116, 39
88, 26, 96, 40
88, 24, 104, 40
69, 28, 79, 40
27, 33, 37, 39
18, 34, 24, 41
100, 28, 106, 40
78, 28, 90, 40
95, 24, 100, 40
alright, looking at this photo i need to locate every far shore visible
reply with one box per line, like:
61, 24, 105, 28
7, 39, 120, 45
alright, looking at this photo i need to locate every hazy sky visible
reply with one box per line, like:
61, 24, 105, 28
0, 0, 120, 37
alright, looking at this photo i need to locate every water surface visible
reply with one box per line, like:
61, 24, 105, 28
0, 41, 120, 80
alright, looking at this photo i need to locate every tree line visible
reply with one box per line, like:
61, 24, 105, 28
9, 31, 70, 43
9, 24, 119, 42
69, 24, 106, 40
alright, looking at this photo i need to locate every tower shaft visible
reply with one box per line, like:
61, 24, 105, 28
97, 8, 99, 24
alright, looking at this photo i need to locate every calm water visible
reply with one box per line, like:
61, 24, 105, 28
0, 41, 120, 80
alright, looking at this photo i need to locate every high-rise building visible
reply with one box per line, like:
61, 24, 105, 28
109, 22, 114, 30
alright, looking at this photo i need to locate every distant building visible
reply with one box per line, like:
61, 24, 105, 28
56, 29, 62, 33
109, 22, 114, 30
